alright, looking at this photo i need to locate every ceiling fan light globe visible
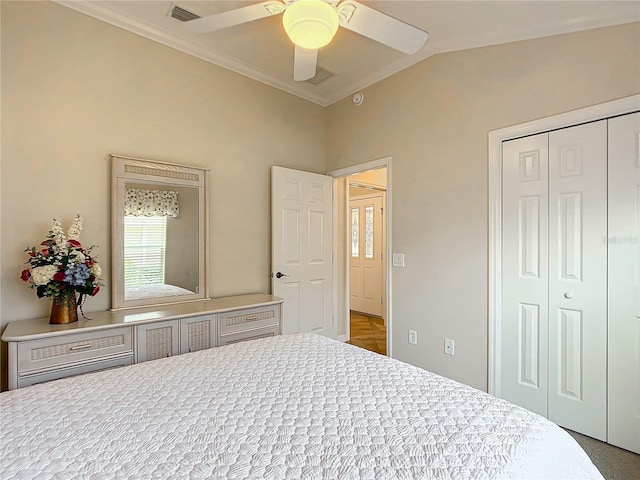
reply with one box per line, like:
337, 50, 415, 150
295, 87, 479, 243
283, 0, 339, 50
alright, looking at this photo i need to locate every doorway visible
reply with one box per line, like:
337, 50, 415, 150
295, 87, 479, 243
346, 171, 387, 354
328, 160, 390, 356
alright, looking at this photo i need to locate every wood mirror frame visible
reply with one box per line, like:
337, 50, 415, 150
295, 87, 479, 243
110, 155, 209, 310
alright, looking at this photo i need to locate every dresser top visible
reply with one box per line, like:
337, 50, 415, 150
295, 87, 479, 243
2, 294, 283, 342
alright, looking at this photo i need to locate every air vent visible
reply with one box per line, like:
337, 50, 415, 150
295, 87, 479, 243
305, 68, 334, 86
169, 4, 201, 22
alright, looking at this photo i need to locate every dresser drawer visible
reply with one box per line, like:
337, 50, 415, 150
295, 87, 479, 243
18, 354, 133, 388
218, 304, 281, 335
218, 325, 280, 346
18, 327, 133, 374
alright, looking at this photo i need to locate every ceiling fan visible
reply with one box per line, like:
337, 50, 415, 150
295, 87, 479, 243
183, 0, 429, 81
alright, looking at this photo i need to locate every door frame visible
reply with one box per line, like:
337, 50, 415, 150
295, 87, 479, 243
488, 94, 639, 397
328, 157, 392, 357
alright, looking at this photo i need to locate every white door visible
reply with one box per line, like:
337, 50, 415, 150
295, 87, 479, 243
547, 121, 607, 440
271, 166, 333, 337
501, 132, 550, 417
607, 112, 640, 454
349, 194, 384, 317
501, 121, 608, 440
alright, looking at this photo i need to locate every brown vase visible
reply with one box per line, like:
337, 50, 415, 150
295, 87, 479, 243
50, 293, 78, 325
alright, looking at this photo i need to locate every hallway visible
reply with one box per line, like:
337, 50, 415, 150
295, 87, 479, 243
347, 311, 386, 355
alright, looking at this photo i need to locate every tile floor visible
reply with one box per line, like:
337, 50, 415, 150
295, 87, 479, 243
347, 311, 387, 355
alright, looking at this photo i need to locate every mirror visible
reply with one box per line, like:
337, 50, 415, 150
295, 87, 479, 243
111, 155, 208, 310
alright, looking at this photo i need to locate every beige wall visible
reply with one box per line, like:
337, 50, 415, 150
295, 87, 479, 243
0, 0, 326, 384
327, 23, 640, 390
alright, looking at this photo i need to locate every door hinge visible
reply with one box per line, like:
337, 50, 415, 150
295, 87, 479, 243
380, 297, 383, 304
380, 207, 384, 216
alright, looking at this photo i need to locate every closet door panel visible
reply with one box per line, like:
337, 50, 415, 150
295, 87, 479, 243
548, 120, 607, 440
607, 112, 640, 454
501, 133, 549, 417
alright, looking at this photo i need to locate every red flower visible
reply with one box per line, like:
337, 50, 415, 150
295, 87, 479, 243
20, 269, 31, 282
53, 271, 66, 282
67, 239, 82, 247
92, 286, 100, 296
28, 251, 36, 257
41, 248, 49, 255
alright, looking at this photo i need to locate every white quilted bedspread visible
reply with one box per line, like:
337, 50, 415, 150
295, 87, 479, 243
1, 333, 602, 479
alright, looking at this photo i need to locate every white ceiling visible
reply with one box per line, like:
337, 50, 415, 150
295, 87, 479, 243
56, 1, 640, 106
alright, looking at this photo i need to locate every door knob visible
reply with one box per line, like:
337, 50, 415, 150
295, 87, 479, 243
274, 272, 290, 279
564, 292, 574, 299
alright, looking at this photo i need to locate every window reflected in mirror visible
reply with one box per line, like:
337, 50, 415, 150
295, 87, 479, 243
122, 184, 199, 301
124, 215, 168, 290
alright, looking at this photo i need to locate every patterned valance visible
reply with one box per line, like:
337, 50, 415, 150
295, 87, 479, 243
125, 189, 179, 217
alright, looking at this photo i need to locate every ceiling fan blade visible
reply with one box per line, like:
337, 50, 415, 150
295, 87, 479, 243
338, 0, 428, 55
293, 46, 318, 81
184, 1, 284, 34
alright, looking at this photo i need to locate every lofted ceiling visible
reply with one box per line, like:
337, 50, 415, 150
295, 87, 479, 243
55, 0, 640, 106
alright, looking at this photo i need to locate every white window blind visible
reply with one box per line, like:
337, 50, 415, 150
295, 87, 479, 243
124, 216, 167, 287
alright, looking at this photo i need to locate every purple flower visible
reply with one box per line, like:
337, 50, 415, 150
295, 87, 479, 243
64, 263, 91, 286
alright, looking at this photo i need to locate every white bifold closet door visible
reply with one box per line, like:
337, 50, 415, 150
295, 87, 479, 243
501, 120, 608, 440
501, 132, 550, 417
607, 112, 640, 454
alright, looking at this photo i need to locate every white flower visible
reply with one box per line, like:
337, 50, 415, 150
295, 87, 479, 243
67, 214, 83, 241
91, 263, 102, 278
71, 250, 86, 264
31, 265, 58, 285
51, 218, 66, 245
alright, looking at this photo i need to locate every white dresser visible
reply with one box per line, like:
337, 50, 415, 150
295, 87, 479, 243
2, 294, 282, 390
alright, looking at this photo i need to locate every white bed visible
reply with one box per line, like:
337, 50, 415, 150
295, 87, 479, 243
0, 333, 602, 479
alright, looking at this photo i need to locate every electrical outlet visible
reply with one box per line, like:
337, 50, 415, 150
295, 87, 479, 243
444, 338, 455, 355
408, 330, 417, 345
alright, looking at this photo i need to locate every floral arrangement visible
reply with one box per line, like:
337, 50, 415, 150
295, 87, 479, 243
20, 215, 102, 301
